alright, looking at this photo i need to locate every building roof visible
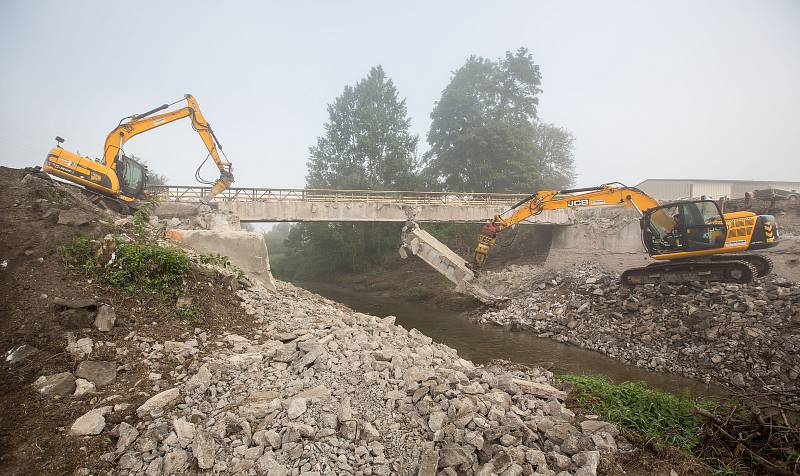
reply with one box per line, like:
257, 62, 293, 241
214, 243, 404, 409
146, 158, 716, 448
636, 178, 800, 185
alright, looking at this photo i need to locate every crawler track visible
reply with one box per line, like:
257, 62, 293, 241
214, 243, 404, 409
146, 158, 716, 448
621, 259, 759, 286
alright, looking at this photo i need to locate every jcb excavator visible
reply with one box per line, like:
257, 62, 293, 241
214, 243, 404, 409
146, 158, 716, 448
474, 183, 779, 285
43, 94, 234, 207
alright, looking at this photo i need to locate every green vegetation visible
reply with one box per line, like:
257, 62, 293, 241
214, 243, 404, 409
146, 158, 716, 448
282, 49, 577, 281
197, 252, 244, 279
176, 303, 202, 324
423, 47, 575, 192
132, 195, 160, 239
60, 235, 188, 297
560, 375, 708, 452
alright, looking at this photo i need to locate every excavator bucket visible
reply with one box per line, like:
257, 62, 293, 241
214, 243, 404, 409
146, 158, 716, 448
208, 170, 234, 199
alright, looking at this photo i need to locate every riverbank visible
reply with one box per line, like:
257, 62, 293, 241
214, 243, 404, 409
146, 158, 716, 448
475, 263, 800, 407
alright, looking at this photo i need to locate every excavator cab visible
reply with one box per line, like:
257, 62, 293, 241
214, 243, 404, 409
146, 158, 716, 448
116, 155, 147, 199
642, 200, 727, 255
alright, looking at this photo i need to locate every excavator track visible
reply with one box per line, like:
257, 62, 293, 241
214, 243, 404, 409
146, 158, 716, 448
621, 260, 758, 286
710, 254, 773, 277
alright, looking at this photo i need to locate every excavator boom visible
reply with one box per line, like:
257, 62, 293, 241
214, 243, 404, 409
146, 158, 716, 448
43, 94, 234, 204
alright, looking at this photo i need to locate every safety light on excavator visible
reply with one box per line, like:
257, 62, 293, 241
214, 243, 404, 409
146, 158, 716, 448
55, 136, 64, 147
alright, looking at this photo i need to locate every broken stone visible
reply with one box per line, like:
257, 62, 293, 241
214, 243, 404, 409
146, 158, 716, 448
93, 305, 116, 331
136, 387, 181, 417
4, 344, 39, 365
33, 372, 76, 396
57, 209, 92, 226
73, 378, 96, 396
69, 406, 111, 436
287, 397, 307, 419
192, 430, 217, 469
75, 360, 117, 387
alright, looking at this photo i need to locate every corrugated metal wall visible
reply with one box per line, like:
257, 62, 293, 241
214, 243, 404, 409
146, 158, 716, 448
637, 180, 691, 200
637, 180, 800, 200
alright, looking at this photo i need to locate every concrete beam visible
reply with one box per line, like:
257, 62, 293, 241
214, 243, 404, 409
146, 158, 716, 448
216, 200, 574, 224
165, 229, 277, 291
399, 223, 495, 302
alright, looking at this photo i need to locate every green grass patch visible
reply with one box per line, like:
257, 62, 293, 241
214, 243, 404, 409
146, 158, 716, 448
560, 374, 709, 452
60, 235, 188, 297
176, 303, 202, 325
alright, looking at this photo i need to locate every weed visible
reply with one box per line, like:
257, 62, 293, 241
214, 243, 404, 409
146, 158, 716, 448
132, 195, 161, 240
176, 304, 202, 325
560, 375, 708, 452
197, 253, 245, 279
44, 187, 67, 204
61, 235, 188, 297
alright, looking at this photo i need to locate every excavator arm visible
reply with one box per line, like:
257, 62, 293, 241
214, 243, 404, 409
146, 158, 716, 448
474, 184, 666, 268
102, 94, 234, 198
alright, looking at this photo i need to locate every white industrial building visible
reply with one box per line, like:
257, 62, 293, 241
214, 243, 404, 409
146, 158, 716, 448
634, 179, 800, 201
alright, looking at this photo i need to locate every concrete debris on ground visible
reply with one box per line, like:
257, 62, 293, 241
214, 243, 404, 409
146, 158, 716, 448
478, 264, 800, 397
70, 282, 623, 475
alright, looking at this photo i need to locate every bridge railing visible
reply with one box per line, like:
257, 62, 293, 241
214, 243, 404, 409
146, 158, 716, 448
147, 185, 530, 206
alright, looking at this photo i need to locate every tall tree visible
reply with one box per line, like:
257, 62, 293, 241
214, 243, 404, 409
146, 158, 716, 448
283, 66, 418, 280
307, 66, 418, 190
424, 48, 574, 192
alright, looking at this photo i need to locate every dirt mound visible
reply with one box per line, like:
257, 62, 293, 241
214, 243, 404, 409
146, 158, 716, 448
0, 167, 248, 474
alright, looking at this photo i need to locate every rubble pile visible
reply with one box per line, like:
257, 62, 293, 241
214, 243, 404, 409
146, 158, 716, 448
479, 265, 800, 395
67, 283, 625, 476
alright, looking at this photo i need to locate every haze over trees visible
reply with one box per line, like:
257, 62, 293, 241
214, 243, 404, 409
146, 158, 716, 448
272, 49, 576, 280
277, 67, 418, 279
423, 48, 574, 192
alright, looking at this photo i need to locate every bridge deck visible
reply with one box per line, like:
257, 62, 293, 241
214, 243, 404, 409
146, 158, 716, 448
149, 186, 530, 206
148, 186, 572, 224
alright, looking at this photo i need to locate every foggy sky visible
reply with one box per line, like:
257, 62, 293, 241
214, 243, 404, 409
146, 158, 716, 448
1, 0, 798, 190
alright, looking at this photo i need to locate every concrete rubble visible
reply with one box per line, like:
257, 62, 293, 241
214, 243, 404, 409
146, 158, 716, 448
156, 204, 278, 292
477, 264, 800, 397
74, 281, 623, 475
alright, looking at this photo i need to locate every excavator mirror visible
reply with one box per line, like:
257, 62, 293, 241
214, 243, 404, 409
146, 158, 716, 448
55, 136, 64, 145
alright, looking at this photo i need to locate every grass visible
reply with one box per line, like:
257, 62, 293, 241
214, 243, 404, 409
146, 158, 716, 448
60, 235, 188, 297
197, 253, 245, 279
176, 303, 202, 325
560, 374, 709, 452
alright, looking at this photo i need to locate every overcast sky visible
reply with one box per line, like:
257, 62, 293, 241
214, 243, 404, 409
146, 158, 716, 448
1, 0, 798, 190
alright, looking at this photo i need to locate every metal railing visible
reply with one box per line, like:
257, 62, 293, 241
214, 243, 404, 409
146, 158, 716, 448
148, 185, 530, 206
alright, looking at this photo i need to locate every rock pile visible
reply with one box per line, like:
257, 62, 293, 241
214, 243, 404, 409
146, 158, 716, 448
73, 283, 624, 475
479, 264, 800, 397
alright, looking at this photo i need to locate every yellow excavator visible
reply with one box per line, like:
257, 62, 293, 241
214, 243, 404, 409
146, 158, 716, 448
474, 183, 779, 285
43, 94, 234, 208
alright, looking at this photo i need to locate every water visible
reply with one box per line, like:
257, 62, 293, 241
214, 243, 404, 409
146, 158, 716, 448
299, 281, 728, 398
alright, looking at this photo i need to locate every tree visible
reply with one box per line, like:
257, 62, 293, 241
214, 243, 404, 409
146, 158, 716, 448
423, 48, 574, 192
307, 65, 419, 190
288, 66, 419, 279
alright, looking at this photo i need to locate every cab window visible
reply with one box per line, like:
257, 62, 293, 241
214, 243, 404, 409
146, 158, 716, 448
118, 156, 146, 197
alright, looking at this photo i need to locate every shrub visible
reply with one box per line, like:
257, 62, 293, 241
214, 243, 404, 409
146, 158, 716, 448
61, 235, 188, 297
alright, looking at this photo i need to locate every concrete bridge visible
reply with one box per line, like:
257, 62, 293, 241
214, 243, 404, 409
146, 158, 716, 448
149, 185, 574, 224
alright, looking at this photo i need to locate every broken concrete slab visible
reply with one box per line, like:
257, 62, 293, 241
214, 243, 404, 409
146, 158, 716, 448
165, 229, 276, 291
399, 222, 495, 303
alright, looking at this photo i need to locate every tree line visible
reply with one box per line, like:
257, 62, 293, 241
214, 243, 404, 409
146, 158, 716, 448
270, 48, 575, 281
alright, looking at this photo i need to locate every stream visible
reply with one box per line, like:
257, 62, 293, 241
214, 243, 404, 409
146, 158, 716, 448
298, 281, 728, 399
